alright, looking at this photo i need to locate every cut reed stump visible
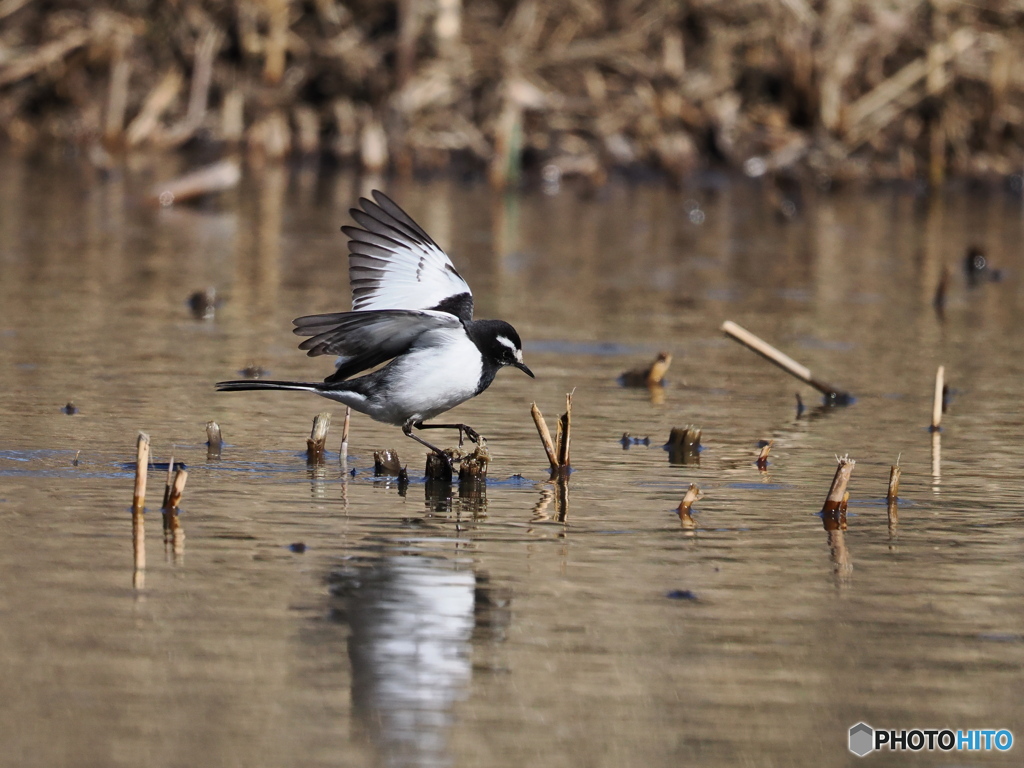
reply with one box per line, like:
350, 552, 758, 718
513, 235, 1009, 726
162, 465, 188, 559
531, 394, 573, 478
667, 426, 701, 465
619, 352, 672, 387
131, 432, 149, 590
206, 420, 222, 459
306, 411, 331, 463
721, 320, 852, 404
930, 365, 945, 431
821, 455, 855, 531
756, 439, 774, 470
374, 449, 403, 476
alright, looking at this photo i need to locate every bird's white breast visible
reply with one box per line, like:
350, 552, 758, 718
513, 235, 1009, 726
374, 328, 483, 425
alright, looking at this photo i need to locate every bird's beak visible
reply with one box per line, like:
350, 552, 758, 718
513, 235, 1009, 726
513, 361, 535, 378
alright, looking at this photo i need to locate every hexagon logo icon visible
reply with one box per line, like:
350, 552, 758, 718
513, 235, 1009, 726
849, 723, 874, 757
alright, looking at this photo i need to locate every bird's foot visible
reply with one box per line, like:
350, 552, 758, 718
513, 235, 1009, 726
458, 425, 481, 447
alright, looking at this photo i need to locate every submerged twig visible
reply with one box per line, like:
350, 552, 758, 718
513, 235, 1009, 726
721, 320, 851, 404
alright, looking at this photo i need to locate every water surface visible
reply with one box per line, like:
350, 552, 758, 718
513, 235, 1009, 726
1, 157, 1023, 767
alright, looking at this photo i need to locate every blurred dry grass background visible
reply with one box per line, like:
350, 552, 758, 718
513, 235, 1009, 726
1, 0, 1022, 187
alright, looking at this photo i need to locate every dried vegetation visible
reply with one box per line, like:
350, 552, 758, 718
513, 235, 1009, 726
1, 0, 1023, 185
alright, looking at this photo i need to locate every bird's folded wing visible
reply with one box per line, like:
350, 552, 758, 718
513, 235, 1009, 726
293, 309, 463, 382
344, 191, 474, 323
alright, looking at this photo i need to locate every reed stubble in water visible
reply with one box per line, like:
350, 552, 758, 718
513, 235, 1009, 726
887, 460, 902, 526
131, 432, 149, 590
206, 420, 222, 459
930, 365, 945, 431
531, 394, 572, 478
677, 484, 701, 529
306, 411, 331, 463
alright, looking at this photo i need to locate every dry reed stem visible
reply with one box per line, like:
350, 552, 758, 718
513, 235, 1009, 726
931, 365, 945, 430
0, 28, 91, 87
126, 68, 182, 146
531, 402, 558, 473
132, 507, 145, 590
722, 320, 850, 402
340, 406, 351, 462
555, 392, 572, 471
166, 469, 188, 509
756, 439, 773, 469
132, 432, 150, 514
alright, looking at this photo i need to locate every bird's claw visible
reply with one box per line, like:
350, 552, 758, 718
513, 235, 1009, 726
459, 426, 481, 446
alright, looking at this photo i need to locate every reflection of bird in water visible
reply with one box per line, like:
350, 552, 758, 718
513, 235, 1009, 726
328, 556, 477, 768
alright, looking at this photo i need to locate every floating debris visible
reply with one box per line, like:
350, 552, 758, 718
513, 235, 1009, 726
666, 590, 698, 601
61, 402, 78, 415
238, 363, 269, 379
620, 433, 650, 449
964, 246, 1003, 286
722, 320, 852, 405
289, 542, 307, 554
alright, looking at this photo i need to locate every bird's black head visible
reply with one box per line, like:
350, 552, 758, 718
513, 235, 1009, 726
470, 320, 534, 378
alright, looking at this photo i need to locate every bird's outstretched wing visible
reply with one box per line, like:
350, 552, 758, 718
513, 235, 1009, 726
344, 191, 474, 323
294, 309, 463, 383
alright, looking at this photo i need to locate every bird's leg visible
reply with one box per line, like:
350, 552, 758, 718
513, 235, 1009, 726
413, 421, 481, 448
403, 422, 452, 465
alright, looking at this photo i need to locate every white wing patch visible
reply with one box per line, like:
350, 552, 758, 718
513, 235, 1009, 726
345, 192, 473, 321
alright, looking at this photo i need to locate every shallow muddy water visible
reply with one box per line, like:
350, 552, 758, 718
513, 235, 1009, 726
2, 156, 1023, 767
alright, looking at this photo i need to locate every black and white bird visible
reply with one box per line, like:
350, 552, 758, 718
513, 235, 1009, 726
216, 191, 534, 458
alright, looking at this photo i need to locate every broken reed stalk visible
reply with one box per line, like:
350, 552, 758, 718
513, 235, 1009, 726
532, 395, 573, 477
721, 320, 851, 404
161, 454, 175, 508
306, 411, 331, 462
555, 392, 572, 471
756, 440, 774, 469
132, 432, 150, 514
887, 461, 902, 525
530, 402, 558, 472
677, 483, 700, 529
166, 468, 188, 510
206, 420, 222, 459
930, 365, 945, 431
149, 159, 241, 206
821, 455, 855, 530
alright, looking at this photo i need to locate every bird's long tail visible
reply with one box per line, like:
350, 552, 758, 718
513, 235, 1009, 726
216, 379, 324, 394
